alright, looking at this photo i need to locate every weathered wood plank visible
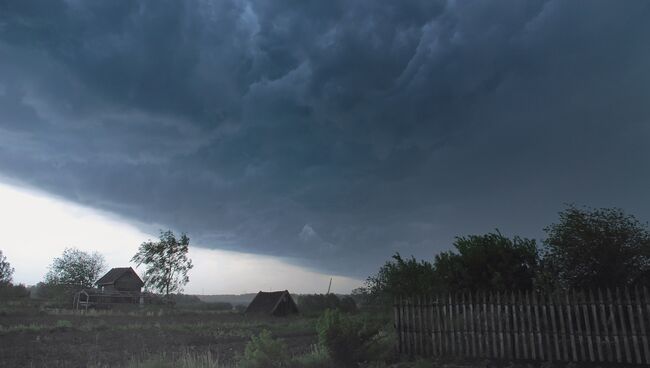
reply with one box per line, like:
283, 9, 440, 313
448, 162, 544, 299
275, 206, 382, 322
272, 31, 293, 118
556, 292, 569, 361
588, 289, 603, 362
468, 292, 477, 358
526, 291, 536, 360
539, 293, 552, 362
548, 292, 560, 361
532, 292, 544, 361
616, 288, 632, 363
573, 290, 586, 361
512, 292, 520, 360
482, 292, 491, 358
624, 287, 641, 364
519, 291, 529, 360
581, 291, 595, 362
504, 291, 511, 359
634, 286, 649, 364
565, 292, 578, 362
607, 288, 623, 363
597, 289, 612, 363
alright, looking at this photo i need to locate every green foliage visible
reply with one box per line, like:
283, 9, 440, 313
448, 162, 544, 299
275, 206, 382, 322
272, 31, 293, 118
0, 250, 14, 285
316, 309, 384, 367
0, 283, 29, 299
543, 205, 650, 289
239, 330, 291, 368
45, 248, 107, 288
132, 230, 194, 296
364, 253, 437, 302
434, 230, 539, 292
290, 345, 332, 368
297, 294, 356, 315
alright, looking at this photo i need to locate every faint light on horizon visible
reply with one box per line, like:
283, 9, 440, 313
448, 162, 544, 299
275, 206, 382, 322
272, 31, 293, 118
0, 180, 361, 294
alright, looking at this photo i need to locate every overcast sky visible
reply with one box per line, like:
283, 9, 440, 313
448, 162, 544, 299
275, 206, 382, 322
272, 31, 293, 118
1, 0, 649, 290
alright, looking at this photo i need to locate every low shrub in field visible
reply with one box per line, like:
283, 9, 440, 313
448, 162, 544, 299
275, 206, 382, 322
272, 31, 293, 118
128, 350, 221, 368
239, 330, 291, 368
316, 309, 376, 367
290, 345, 333, 368
316, 309, 396, 367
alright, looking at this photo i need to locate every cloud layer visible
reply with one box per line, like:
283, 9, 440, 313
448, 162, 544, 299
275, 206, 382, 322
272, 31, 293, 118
1, 0, 649, 277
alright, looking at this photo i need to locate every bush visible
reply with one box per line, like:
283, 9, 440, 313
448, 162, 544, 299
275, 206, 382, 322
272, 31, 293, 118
239, 330, 291, 368
0, 283, 30, 299
316, 309, 382, 367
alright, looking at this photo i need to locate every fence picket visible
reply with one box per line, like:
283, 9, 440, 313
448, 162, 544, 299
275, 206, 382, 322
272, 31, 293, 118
540, 293, 551, 361
394, 289, 650, 364
597, 289, 612, 363
532, 292, 543, 360
468, 293, 476, 358
548, 293, 560, 361
624, 287, 641, 364
504, 292, 511, 359
616, 288, 632, 363
588, 290, 603, 362
556, 292, 568, 361
580, 291, 595, 362
512, 292, 520, 359
519, 291, 528, 359
634, 286, 649, 364
607, 288, 623, 363
572, 290, 585, 361
565, 292, 578, 361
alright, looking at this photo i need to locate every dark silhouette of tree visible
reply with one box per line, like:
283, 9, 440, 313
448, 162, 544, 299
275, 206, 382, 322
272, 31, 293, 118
132, 230, 193, 296
0, 250, 14, 286
543, 205, 650, 289
434, 230, 539, 292
45, 248, 106, 288
364, 253, 437, 301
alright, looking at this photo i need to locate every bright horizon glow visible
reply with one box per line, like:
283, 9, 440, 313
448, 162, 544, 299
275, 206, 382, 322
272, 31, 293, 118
0, 180, 362, 294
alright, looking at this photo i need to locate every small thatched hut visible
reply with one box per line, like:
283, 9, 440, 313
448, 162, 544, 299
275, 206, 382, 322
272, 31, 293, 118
245, 290, 299, 316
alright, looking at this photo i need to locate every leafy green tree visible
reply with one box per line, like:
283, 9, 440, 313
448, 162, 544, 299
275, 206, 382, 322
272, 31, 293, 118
434, 230, 539, 292
543, 205, 650, 289
132, 230, 194, 295
0, 250, 14, 286
45, 248, 106, 288
364, 253, 437, 301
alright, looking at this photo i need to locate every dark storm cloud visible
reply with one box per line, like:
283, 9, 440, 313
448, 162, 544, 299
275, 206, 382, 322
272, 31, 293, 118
1, 0, 650, 277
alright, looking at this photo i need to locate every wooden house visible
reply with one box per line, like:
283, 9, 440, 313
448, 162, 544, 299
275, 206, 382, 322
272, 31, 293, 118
245, 290, 299, 316
96, 267, 144, 293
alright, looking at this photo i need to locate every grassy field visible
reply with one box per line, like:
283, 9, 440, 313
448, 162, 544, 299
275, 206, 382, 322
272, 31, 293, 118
0, 299, 319, 367
1, 300, 625, 368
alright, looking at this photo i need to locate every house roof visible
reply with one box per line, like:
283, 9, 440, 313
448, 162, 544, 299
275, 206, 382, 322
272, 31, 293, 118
96, 267, 144, 287
245, 290, 298, 315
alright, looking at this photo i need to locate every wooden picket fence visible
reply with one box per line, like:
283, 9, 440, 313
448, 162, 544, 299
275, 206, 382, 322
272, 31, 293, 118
394, 287, 650, 364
